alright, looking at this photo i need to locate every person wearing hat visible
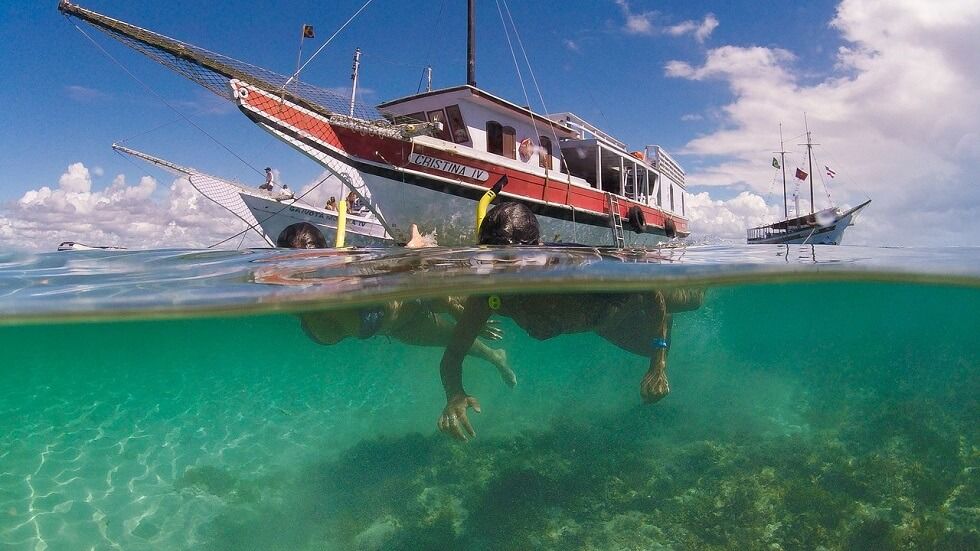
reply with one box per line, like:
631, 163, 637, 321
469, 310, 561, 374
259, 167, 275, 191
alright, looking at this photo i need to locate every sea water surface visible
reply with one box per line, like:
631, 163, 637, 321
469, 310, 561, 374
0, 244, 977, 550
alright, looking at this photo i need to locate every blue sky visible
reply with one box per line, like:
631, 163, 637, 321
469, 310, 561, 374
1, 0, 978, 248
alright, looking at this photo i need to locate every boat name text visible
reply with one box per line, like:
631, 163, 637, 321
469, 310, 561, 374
409, 154, 490, 181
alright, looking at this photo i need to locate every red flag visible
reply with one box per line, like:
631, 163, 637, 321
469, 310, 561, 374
795, 168, 808, 181
302, 24, 315, 39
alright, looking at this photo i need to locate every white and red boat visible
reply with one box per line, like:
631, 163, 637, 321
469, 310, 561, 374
60, 1, 689, 247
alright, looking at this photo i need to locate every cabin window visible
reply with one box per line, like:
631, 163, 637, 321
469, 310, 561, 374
427, 109, 453, 141
681, 192, 685, 216
502, 127, 516, 159
538, 136, 553, 169
656, 182, 662, 206
486, 121, 503, 155
444, 105, 470, 144
669, 184, 675, 212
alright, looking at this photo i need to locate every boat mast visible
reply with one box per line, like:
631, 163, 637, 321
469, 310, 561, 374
801, 114, 818, 214
775, 123, 788, 218
349, 48, 361, 117
467, 0, 476, 86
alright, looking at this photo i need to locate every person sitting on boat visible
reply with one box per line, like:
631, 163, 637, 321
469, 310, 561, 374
435, 202, 703, 441
275, 183, 295, 202
325, 196, 338, 211
275, 222, 516, 387
259, 167, 275, 191
346, 191, 362, 214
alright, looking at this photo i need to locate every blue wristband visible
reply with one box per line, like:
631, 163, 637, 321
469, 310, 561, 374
651, 338, 669, 349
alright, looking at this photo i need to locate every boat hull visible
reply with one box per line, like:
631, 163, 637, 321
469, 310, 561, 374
240, 194, 391, 247
359, 169, 670, 246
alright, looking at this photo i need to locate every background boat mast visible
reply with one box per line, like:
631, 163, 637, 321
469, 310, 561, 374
801, 114, 818, 214
467, 0, 476, 86
775, 123, 788, 218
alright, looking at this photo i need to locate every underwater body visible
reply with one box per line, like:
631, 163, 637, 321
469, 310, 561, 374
0, 244, 977, 550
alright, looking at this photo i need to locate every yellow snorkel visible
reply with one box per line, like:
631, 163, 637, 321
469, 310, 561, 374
475, 175, 509, 239
335, 197, 348, 248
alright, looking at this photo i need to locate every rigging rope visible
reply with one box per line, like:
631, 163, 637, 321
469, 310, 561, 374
284, 0, 376, 89
206, 172, 336, 249
499, 0, 569, 175
66, 18, 266, 177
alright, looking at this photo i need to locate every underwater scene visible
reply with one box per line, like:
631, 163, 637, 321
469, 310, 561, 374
0, 245, 977, 550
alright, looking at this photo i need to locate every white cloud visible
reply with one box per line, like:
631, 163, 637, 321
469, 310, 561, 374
680, 113, 704, 122
615, 0, 655, 35
665, 14, 719, 43
665, 0, 980, 245
0, 163, 265, 251
615, 1, 717, 42
65, 85, 109, 103
686, 190, 780, 241
563, 39, 580, 53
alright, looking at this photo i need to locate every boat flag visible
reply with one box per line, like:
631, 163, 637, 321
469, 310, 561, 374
772, 157, 780, 169
795, 168, 808, 181
825, 166, 836, 178
302, 24, 315, 39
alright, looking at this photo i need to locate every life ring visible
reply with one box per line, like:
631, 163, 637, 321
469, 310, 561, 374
237, 86, 249, 99
626, 206, 646, 233
518, 138, 533, 162
664, 218, 677, 238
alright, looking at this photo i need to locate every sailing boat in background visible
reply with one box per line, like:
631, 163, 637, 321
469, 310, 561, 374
747, 122, 870, 245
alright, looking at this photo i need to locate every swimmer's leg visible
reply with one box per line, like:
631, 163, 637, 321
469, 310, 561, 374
640, 292, 670, 403
640, 318, 670, 403
468, 339, 515, 388
390, 313, 516, 387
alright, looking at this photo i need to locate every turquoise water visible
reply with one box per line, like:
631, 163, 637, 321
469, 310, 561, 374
0, 245, 977, 550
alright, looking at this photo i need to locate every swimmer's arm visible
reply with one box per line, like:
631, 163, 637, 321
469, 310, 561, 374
439, 296, 492, 397
438, 296, 492, 440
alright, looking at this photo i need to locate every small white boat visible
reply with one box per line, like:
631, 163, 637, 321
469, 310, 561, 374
57, 242, 127, 251
112, 144, 393, 247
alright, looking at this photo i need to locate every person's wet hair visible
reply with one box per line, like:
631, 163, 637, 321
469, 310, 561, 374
478, 202, 541, 245
276, 222, 327, 249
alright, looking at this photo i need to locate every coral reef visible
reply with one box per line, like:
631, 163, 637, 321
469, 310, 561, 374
195, 382, 978, 550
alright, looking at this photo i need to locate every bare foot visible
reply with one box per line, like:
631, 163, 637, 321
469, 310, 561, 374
492, 349, 517, 387
640, 362, 669, 403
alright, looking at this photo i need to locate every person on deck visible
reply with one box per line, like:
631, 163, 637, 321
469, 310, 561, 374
346, 191, 361, 214
436, 202, 703, 441
259, 167, 275, 191
274, 222, 516, 389
275, 183, 294, 201
325, 196, 338, 211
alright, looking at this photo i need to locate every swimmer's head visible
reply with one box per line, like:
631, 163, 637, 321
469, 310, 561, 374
276, 222, 327, 249
478, 202, 541, 246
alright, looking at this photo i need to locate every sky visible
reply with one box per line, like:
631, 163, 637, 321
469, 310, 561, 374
0, 0, 977, 250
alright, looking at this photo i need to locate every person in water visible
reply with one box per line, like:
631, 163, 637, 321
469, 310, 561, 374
436, 202, 703, 441
276, 222, 516, 387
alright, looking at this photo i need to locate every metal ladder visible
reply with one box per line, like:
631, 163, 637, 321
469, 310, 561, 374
607, 193, 626, 248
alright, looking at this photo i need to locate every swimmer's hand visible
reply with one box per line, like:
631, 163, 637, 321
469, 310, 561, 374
480, 319, 504, 341
438, 393, 481, 441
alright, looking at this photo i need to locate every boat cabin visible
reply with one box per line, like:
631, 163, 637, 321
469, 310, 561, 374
378, 85, 687, 217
